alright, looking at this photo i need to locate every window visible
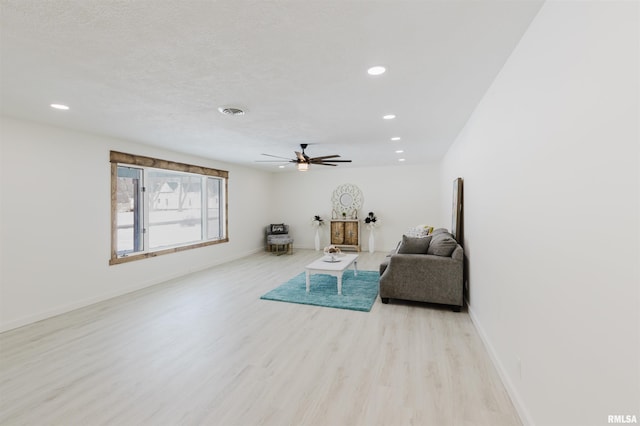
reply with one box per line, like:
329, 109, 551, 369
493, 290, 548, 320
110, 151, 228, 265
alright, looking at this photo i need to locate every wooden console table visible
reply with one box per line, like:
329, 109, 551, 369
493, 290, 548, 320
330, 220, 360, 251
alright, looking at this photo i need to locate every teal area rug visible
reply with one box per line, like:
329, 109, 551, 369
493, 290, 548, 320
260, 270, 379, 312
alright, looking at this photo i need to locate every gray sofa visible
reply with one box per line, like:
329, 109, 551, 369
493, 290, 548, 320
379, 229, 464, 311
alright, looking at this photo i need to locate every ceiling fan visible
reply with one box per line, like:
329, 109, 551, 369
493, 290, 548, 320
257, 144, 352, 171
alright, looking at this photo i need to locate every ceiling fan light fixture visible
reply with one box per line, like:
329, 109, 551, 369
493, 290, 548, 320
259, 144, 351, 170
218, 106, 245, 116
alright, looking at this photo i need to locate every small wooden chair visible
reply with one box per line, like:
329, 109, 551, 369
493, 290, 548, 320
266, 224, 293, 255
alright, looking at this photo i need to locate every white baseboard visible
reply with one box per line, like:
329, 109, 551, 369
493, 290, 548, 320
0, 247, 264, 333
185, 247, 263, 275
467, 303, 535, 426
0, 280, 160, 334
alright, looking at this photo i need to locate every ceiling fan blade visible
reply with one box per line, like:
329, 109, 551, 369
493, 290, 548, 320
258, 146, 349, 167
261, 153, 293, 160
309, 155, 341, 161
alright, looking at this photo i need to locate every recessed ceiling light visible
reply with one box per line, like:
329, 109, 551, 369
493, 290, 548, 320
390, 137, 401, 141
383, 114, 396, 120
398, 158, 406, 162
50, 104, 69, 110
278, 165, 285, 169
395, 150, 404, 154
367, 66, 386, 76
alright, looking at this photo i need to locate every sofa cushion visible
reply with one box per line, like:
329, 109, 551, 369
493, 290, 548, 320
427, 234, 457, 256
267, 235, 293, 244
431, 228, 449, 235
397, 235, 432, 254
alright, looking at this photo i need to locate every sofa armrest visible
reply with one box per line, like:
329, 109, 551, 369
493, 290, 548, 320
379, 241, 402, 275
450, 245, 463, 262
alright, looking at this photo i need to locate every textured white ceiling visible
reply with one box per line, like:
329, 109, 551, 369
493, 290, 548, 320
0, 0, 543, 171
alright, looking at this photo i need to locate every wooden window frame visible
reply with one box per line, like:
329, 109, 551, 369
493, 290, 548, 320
110, 151, 229, 265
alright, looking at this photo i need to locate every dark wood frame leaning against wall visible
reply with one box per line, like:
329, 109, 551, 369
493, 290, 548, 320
452, 177, 463, 244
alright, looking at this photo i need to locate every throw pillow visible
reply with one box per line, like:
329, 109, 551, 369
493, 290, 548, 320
427, 235, 457, 256
270, 223, 286, 234
415, 224, 434, 234
405, 225, 432, 238
431, 228, 449, 235
405, 229, 418, 238
397, 235, 432, 254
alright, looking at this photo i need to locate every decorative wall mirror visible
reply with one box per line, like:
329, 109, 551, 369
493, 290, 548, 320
331, 183, 363, 217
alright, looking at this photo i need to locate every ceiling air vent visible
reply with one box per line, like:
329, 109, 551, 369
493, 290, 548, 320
218, 106, 245, 116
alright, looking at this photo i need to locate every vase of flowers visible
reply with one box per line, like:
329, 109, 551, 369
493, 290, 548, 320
364, 212, 378, 253
311, 215, 324, 251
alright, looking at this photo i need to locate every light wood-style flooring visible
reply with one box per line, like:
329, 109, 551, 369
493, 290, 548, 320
0, 250, 521, 426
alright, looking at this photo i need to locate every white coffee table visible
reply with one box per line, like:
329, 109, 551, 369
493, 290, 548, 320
305, 253, 359, 295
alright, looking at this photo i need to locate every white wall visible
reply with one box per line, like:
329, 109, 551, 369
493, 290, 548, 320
440, 2, 639, 425
270, 164, 442, 254
0, 116, 273, 331
0, 115, 442, 330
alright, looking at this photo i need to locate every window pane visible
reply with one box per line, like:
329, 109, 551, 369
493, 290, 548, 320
207, 177, 222, 239
148, 169, 202, 249
116, 166, 143, 255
